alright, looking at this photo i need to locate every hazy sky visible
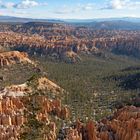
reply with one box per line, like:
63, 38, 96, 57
0, 0, 140, 19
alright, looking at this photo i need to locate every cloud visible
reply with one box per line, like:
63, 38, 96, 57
78, 3, 94, 11
14, 0, 39, 9
110, 0, 126, 9
53, 6, 77, 14
54, 3, 94, 15
0, 2, 15, 9
102, 0, 140, 10
0, 0, 47, 9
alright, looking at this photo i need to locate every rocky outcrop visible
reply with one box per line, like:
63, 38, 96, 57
65, 106, 140, 140
38, 77, 64, 94
0, 77, 65, 97
0, 75, 68, 139
0, 75, 69, 139
0, 77, 140, 140
0, 95, 69, 140
0, 29, 139, 61
0, 51, 34, 67
62, 51, 81, 63
0, 84, 31, 97
0, 23, 140, 60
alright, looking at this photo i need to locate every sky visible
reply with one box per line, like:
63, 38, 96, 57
0, 0, 140, 19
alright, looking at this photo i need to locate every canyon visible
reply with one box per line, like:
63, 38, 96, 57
0, 22, 139, 63
0, 21, 140, 140
0, 83, 140, 140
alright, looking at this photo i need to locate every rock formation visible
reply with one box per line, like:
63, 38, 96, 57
0, 22, 140, 140
0, 77, 65, 97
62, 51, 81, 63
65, 106, 140, 140
0, 51, 34, 67
0, 95, 69, 139
0, 23, 139, 60
0, 77, 140, 140
0, 76, 69, 139
38, 77, 64, 94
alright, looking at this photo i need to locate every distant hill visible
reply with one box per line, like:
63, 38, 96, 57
67, 20, 140, 30
0, 15, 64, 23
64, 17, 140, 23
64, 17, 140, 30
84, 21, 140, 30
0, 15, 140, 24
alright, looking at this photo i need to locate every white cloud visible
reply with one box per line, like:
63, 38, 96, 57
14, 0, 39, 9
53, 6, 77, 14
0, 0, 47, 9
103, 0, 140, 10
0, 2, 15, 9
80, 3, 94, 11
54, 3, 94, 15
110, 0, 125, 9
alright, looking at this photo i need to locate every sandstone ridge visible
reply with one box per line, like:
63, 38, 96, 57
0, 77, 65, 97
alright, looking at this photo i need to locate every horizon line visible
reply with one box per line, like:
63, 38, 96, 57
0, 15, 140, 20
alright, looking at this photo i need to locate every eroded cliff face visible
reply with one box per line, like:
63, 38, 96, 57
0, 32, 84, 63
0, 51, 34, 67
0, 96, 69, 140
0, 77, 69, 140
0, 23, 140, 60
0, 29, 140, 63
1, 93, 139, 140
0, 76, 140, 140
65, 106, 140, 140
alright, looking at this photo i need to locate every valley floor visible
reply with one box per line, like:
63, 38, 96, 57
1, 54, 140, 120
40, 55, 140, 120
